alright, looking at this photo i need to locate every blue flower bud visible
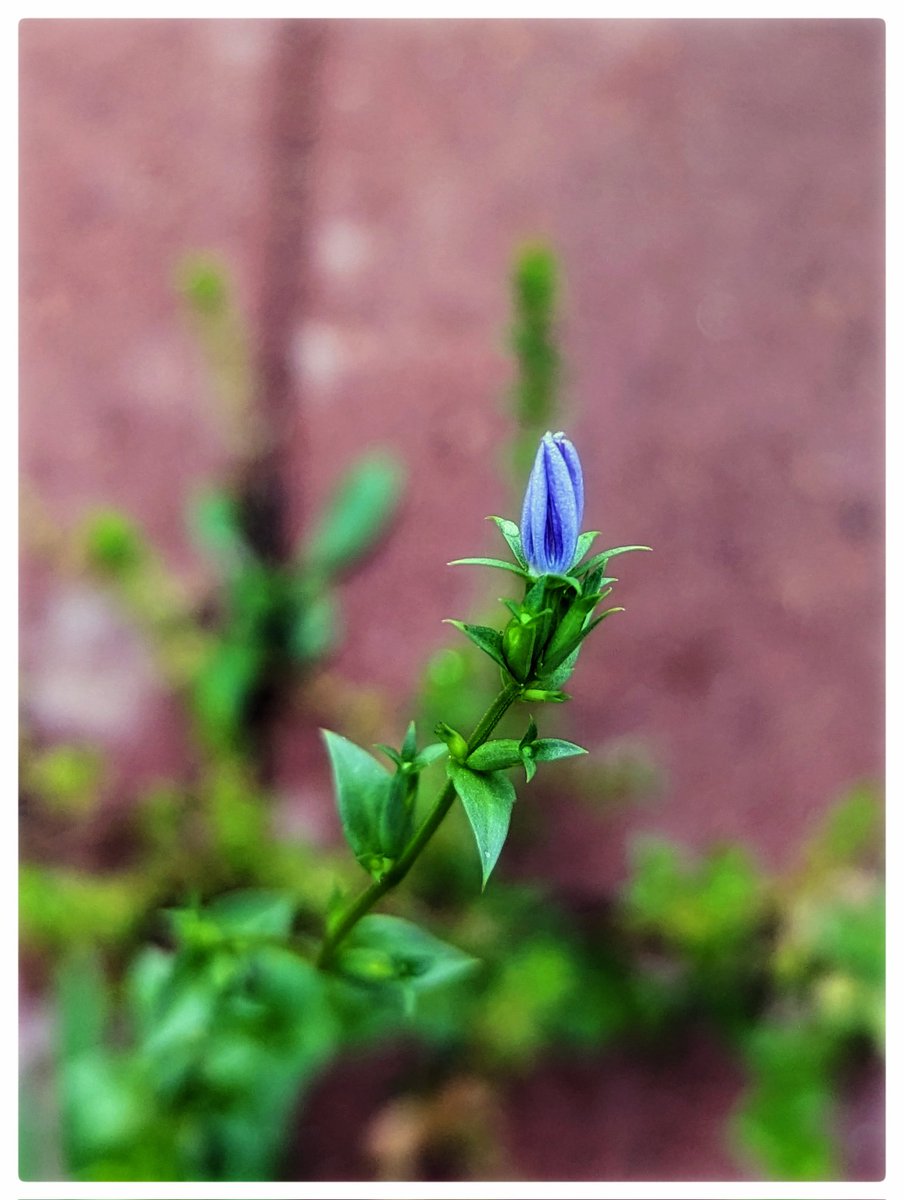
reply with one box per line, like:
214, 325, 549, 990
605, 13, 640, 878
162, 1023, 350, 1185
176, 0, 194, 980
520, 431, 585, 576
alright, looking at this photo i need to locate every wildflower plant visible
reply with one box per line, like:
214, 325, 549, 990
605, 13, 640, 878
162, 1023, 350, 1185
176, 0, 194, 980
316, 432, 650, 988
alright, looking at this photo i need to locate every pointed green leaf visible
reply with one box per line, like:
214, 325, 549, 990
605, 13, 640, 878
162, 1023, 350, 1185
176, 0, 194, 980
189, 489, 250, 574
322, 730, 394, 873
290, 590, 338, 662
541, 571, 582, 595
531, 738, 588, 763
302, 453, 404, 576
569, 530, 602, 570
519, 717, 539, 748
374, 743, 404, 767
448, 557, 531, 579
523, 756, 537, 783
201, 889, 296, 939
444, 621, 509, 671
576, 546, 652, 576
542, 645, 581, 689
414, 743, 450, 768
487, 516, 528, 568
401, 721, 418, 760
448, 763, 517, 888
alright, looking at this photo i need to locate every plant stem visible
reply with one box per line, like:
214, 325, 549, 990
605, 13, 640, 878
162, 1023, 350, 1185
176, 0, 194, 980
316, 680, 521, 968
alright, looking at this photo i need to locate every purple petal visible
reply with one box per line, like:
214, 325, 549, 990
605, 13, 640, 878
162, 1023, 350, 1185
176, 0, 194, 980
552, 432, 584, 533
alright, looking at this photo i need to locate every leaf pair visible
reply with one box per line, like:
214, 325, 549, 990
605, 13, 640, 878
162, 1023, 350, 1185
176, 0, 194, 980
449, 729, 586, 887
323, 728, 445, 880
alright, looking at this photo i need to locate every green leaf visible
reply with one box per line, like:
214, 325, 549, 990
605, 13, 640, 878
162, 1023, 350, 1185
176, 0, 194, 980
289, 590, 338, 662
530, 738, 588, 763
576, 545, 652, 576
487, 516, 527, 567
322, 730, 394, 874
202, 889, 296, 939
55, 952, 110, 1061
448, 763, 517, 888
540, 571, 582, 595
570, 530, 601, 569
414, 743, 449, 768
192, 639, 263, 743
466, 739, 524, 772
336, 914, 478, 994
401, 721, 418, 760
443, 620, 510, 671
303, 453, 404, 576
542, 645, 581, 689
189, 489, 250, 574
448, 557, 530, 578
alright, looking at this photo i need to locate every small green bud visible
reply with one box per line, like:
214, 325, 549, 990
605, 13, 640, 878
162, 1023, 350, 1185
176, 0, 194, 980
434, 722, 470, 762
521, 688, 570, 703
502, 615, 537, 683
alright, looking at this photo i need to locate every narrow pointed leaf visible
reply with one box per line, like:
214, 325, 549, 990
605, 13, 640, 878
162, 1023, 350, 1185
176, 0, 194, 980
576, 546, 652, 576
487, 516, 528, 568
448, 763, 517, 888
374, 743, 403, 767
302, 454, 404, 576
444, 621, 509, 671
401, 721, 418, 760
414, 743, 449, 768
569, 530, 602, 570
531, 738, 588, 763
543, 645, 581, 688
448, 557, 530, 579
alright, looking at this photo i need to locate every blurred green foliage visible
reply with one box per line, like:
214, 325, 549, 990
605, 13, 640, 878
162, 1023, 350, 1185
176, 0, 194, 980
19, 247, 883, 1183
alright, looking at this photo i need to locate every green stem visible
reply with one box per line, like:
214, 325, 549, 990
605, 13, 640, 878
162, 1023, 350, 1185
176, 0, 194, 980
317, 680, 521, 968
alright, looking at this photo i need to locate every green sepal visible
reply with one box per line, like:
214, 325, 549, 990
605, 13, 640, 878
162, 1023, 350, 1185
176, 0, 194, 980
543, 645, 581, 689
444, 620, 510, 672
537, 571, 582, 596
569, 530, 602, 571
487, 516, 528, 568
448, 557, 531, 579
466, 739, 524, 772
521, 688, 570, 703
448, 762, 517, 888
575, 545, 652, 577
540, 591, 603, 674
